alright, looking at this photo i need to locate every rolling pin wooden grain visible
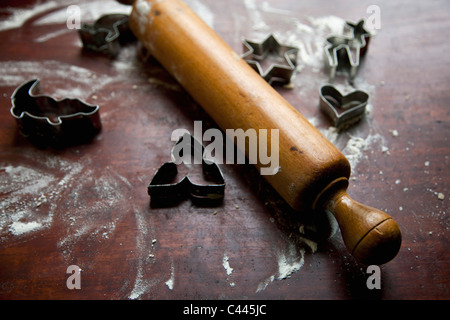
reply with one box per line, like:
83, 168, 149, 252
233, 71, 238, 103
129, 0, 401, 265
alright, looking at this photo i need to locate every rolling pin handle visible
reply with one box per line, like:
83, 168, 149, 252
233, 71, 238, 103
315, 178, 402, 265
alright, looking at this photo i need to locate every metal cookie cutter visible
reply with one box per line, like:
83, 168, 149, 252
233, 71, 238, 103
78, 14, 136, 56
319, 84, 369, 129
10, 79, 101, 148
345, 19, 372, 55
324, 19, 372, 80
242, 34, 299, 85
148, 133, 225, 207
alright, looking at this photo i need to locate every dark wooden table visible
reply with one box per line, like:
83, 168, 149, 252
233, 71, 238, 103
0, 0, 448, 300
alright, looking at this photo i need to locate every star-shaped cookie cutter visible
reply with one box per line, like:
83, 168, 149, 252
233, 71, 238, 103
345, 19, 372, 55
242, 34, 299, 85
319, 84, 369, 129
10, 79, 101, 148
324, 19, 372, 80
148, 133, 225, 207
78, 14, 136, 56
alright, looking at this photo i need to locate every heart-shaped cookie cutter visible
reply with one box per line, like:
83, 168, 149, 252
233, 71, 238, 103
319, 85, 369, 129
148, 133, 225, 207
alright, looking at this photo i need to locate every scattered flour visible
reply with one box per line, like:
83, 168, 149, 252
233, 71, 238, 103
0, 60, 113, 96
256, 242, 305, 293
165, 262, 175, 290
128, 208, 158, 299
34, 28, 72, 43
244, 0, 270, 32
342, 133, 384, 168
0, 158, 82, 240
129, 270, 159, 300
276, 243, 305, 280
0, 1, 60, 31
222, 253, 234, 276
427, 189, 446, 201
186, 0, 215, 28
315, 126, 386, 169
0, 0, 131, 31
222, 253, 236, 287
9, 221, 43, 236
131, 0, 152, 36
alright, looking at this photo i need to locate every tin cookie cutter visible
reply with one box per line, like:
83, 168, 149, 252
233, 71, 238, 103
148, 133, 225, 207
324, 19, 372, 80
10, 79, 101, 148
242, 34, 299, 85
78, 13, 136, 56
319, 84, 369, 129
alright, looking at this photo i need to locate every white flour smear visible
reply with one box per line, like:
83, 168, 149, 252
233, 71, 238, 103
128, 208, 158, 299
256, 242, 305, 293
165, 261, 175, 290
222, 253, 234, 276
0, 150, 134, 257
56, 166, 133, 261
0, 60, 113, 97
0, 157, 83, 242
0, 1, 61, 32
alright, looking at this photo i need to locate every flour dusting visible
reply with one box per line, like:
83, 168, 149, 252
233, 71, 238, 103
0, 1, 59, 31
222, 253, 234, 276
128, 208, 158, 299
186, 0, 215, 28
9, 221, 43, 236
256, 242, 305, 293
0, 158, 83, 240
276, 243, 305, 280
165, 262, 175, 290
0, 60, 112, 95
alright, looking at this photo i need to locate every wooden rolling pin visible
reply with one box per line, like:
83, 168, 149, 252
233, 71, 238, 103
129, 0, 401, 265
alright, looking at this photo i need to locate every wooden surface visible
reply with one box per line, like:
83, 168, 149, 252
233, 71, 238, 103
0, 0, 448, 300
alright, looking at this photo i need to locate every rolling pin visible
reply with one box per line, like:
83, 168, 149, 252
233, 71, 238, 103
129, 0, 401, 265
